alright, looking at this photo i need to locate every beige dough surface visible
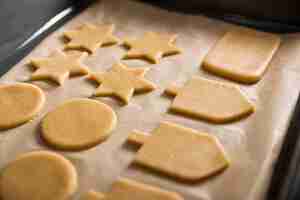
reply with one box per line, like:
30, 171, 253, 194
83, 178, 183, 200
80, 191, 105, 200
64, 23, 119, 53
0, 151, 78, 200
30, 50, 89, 85
165, 76, 254, 123
41, 98, 117, 150
89, 63, 156, 104
123, 32, 181, 63
127, 122, 230, 182
202, 27, 281, 83
0, 83, 45, 129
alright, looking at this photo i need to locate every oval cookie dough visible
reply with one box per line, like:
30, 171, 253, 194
0, 151, 78, 200
0, 83, 45, 129
41, 98, 117, 150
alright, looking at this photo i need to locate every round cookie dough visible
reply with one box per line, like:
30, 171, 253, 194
0, 83, 45, 129
41, 98, 117, 150
0, 151, 78, 200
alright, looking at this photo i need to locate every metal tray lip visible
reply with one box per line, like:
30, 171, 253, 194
0, 0, 96, 77
142, 0, 300, 33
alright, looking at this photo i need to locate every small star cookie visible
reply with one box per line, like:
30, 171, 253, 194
64, 23, 119, 53
89, 63, 156, 104
165, 76, 254, 123
127, 122, 230, 182
123, 32, 181, 63
30, 50, 89, 85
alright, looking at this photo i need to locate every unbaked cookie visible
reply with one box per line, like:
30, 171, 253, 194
80, 190, 105, 200
41, 98, 117, 151
0, 83, 45, 129
0, 151, 78, 200
30, 50, 89, 85
127, 122, 230, 182
64, 23, 119, 53
202, 27, 281, 84
165, 76, 254, 123
123, 32, 181, 63
89, 63, 156, 104
81, 178, 183, 200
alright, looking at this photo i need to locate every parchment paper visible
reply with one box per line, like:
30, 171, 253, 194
1, 0, 300, 199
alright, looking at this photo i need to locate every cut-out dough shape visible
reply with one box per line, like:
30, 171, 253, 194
64, 23, 119, 53
80, 191, 105, 200
30, 50, 89, 85
89, 63, 156, 104
0, 83, 45, 130
0, 151, 78, 200
80, 178, 183, 200
165, 76, 254, 123
202, 27, 281, 84
41, 98, 117, 151
127, 122, 230, 182
123, 32, 181, 63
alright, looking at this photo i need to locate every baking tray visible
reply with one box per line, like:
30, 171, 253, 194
0, 0, 299, 199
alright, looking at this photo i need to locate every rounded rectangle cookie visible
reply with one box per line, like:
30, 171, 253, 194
202, 27, 281, 83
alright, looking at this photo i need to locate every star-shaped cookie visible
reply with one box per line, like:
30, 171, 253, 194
29, 50, 89, 85
64, 23, 119, 53
89, 63, 156, 104
123, 32, 181, 63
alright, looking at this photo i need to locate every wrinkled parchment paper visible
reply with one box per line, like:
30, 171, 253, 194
1, 0, 300, 199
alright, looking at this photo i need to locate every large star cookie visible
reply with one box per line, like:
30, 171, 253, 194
89, 63, 156, 104
30, 50, 89, 85
64, 23, 119, 53
165, 76, 254, 123
80, 178, 183, 200
123, 32, 181, 63
202, 27, 281, 84
127, 122, 230, 182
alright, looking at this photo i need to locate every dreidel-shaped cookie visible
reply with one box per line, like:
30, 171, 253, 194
165, 76, 254, 123
127, 122, 230, 182
80, 178, 183, 200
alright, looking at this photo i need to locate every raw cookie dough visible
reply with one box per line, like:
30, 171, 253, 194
0, 83, 45, 129
81, 178, 183, 200
41, 98, 117, 151
202, 27, 281, 84
0, 151, 78, 200
80, 191, 105, 200
64, 23, 119, 53
165, 76, 254, 123
123, 32, 181, 63
89, 63, 156, 104
127, 122, 230, 182
30, 50, 89, 85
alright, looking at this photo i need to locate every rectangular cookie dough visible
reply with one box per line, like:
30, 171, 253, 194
202, 27, 281, 83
